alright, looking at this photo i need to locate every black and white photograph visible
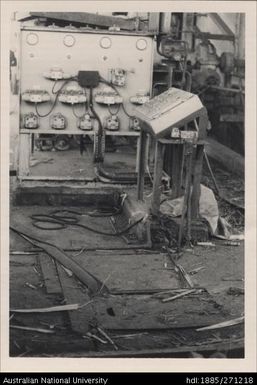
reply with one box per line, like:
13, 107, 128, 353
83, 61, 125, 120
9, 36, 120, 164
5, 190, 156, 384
1, 1, 256, 372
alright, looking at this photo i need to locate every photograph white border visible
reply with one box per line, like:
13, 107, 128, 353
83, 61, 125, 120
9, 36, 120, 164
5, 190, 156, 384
1, 0, 256, 373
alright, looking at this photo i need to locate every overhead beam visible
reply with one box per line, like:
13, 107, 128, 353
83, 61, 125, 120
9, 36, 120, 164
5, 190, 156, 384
18, 12, 144, 31
194, 26, 234, 41
209, 13, 234, 37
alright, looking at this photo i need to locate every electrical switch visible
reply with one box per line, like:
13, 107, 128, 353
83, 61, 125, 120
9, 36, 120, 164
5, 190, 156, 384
23, 112, 39, 129
130, 91, 150, 105
109, 68, 126, 87
95, 88, 123, 105
105, 115, 120, 131
171, 127, 198, 142
43, 67, 72, 80
22, 88, 51, 103
59, 86, 87, 104
78, 113, 94, 131
130, 117, 141, 131
50, 113, 66, 130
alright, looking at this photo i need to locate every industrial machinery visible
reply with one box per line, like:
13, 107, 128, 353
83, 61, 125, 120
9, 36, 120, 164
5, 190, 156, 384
153, 34, 189, 93
18, 25, 155, 178
134, 87, 208, 246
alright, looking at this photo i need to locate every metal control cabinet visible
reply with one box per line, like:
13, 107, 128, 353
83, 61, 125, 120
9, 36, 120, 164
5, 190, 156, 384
19, 27, 155, 136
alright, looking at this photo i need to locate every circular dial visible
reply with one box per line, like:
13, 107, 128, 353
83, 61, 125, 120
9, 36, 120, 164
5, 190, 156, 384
136, 38, 147, 51
100, 37, 112, 49
26, 33, 39, 46
63, 35, 76, 47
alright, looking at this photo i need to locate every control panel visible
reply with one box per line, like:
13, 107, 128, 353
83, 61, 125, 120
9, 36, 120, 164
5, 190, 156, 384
19, 27, 154, 134
135, 87, 207, 139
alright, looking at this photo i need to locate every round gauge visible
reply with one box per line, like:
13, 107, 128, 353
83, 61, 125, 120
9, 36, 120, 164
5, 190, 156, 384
26, 33, 39, 46
100, 37, 112, 49
63, 35, 76, 47
136, 38, 147, 51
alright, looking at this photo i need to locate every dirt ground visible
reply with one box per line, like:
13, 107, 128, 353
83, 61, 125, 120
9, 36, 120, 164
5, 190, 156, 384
9, 139, 245, 358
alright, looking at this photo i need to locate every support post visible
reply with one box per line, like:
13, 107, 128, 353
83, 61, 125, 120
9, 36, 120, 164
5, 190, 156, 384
151, 140, 165, 216
18, 133, 30, 177
137, 130, 148, 201
171, 144, 184, 199
191, 144, 204, 218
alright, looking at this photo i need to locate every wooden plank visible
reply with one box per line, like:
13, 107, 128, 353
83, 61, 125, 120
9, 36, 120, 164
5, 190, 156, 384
11, 226, 106, 294
151, 141, 165, 215
195, 31, 234, 42
39, 254, 62, 295
148, 13, 160, 32
93, 291, 227, 330
205, 137, 244, 177
26, 12, 143, 31
74, 251, 180, 291
194, 26, 234, 41
20, 129, 140, 136
220, 113, 244, 123
57, 264, 94, 335
70, 339, 244, 357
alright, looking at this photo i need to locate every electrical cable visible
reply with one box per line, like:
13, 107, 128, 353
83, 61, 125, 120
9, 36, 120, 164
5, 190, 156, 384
72, 102, 87, 119
107, 104, 120, 116
99, 77, 135, 119
51, 208, 121, 218
51, 80, 58, 94
88, 86, 105, 163
35, 78, 77, 118
30, 211, 145, 236
121, 103, 135, 119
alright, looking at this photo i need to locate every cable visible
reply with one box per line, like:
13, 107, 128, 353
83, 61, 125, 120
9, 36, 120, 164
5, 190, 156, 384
51, 80, 58, 94
107, 104, 120, 116
121, 103, 135, 119
35, 78, 77, 118
99, 77, 135, 119
88, 87, 105, 163
51, 208, 121, 218
35, 96, 59, 118
72, 103, 87, 119
30, 211, 145, 236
